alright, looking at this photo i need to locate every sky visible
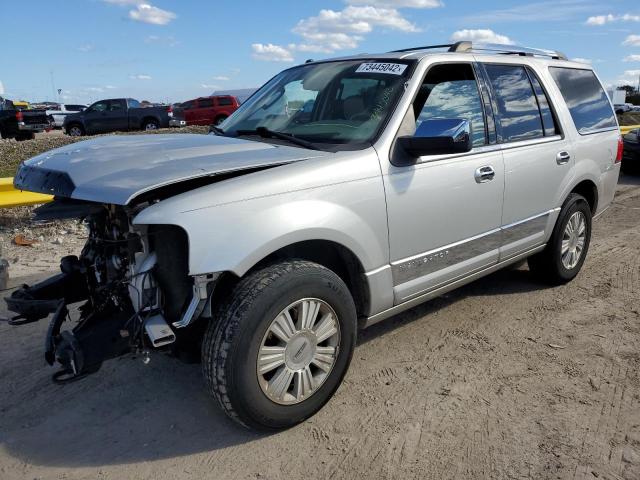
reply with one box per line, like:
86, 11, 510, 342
1, 0, 639, 104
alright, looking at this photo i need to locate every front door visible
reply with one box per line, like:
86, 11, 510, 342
384, 62, 505, 304
83, 100, 109, 134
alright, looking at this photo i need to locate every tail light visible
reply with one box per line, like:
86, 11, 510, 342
615, 136, 624, 164
167, 105, 174, 117
15, 110, 23, 122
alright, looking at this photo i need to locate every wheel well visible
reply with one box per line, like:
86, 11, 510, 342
66, 122, 83, 130
142, 116, 159, 126
570, 180, 598, 213
215, 241, 370, 319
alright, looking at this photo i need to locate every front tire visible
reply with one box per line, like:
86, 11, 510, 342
528, 193, 592, 284
66, 124, 84, 136
202, 260, 357, 430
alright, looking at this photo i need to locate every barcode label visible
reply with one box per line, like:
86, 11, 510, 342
355, 63, 407, 75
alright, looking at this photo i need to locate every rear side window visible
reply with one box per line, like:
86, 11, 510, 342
527, 68, 558, 137
549, 67, 616, 134
217, 97, 233, 106
485, 64, 543, 142
181, 100, 195, 110
198, 98, 214, 108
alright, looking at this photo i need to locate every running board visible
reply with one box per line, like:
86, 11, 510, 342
363, 244, 546, 328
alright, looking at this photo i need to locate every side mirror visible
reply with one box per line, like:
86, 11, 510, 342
397, 118, 472, 157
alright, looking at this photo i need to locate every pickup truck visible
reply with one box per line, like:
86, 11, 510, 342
0, 97, 51, 141
63, 98, 186, 136
180, 95, 240, 126
46, 104, 87, 128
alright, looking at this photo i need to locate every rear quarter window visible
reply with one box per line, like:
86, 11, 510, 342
549, 67, 616, 134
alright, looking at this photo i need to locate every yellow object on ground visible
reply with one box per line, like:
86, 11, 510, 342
0, 177, 53, 208
620, 125, 640, 135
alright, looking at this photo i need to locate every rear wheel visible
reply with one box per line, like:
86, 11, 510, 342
67, 124, 84, 137
202, 260, 356, 430
213, 115, 227, 126
15, 132, 35, 141
528, 193, 592, 284
143, 119, 159, 131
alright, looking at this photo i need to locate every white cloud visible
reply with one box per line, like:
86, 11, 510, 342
251, 43, 295, 62
617, 69, 640, 86
571, 57, 592, 64
450, 29, 515, 45
105, 85, 117, 89
286, 5, 419, 54
85, 87, 105, 93
77, 43, 94, 53
129, 74, 152, 80
212, 76, 230, 81
145, 34, 180, 46
103, 0, 140, 4
129, 3, 176, 25
623, 34, 640, 47
463, 1, 594, 24
346, 0, 442, 8
0, 81, 4, 95
200, 84, 223, 90
625, 54, 640, 62
586, 13, 640, 26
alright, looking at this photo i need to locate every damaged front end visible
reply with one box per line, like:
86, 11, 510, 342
5, 198, 217, 383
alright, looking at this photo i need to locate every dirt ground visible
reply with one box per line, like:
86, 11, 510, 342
1, 175, 640, 480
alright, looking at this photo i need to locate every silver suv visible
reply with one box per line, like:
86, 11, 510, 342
8, 42, 622, 429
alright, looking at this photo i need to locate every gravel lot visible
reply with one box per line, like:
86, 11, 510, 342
0, 174, 639, 480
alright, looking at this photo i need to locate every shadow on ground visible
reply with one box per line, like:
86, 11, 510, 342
0, 262, 548, 469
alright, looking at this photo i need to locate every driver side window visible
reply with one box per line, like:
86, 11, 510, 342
413, 63, 487, 147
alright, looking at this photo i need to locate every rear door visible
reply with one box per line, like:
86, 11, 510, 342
481, 63, 571, 259
181, 100, 197, 125
107, 99, 129, 131
197, 97, 215, 125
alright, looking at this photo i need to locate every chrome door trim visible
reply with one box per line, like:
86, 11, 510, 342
390, 227, 502, 285
364, 244, 547, 328
391, 209, 558, 286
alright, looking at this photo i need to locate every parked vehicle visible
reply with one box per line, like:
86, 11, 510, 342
63, 98, 185, 136
180, 95, 240, 126
0, 96, 50, 141
622, 128, 640, 173
615, 103, 631, 114
47, 104, 87, 128
7, 42, 621, 430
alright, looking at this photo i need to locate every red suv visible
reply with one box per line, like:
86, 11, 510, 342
180, 95, 240, 126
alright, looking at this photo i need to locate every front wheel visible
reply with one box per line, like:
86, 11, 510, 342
528, 193, 592, 284
202, 260, 356, 430
66, 124, 84, 136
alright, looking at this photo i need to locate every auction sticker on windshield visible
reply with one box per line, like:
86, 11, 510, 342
355, 63, 407, 75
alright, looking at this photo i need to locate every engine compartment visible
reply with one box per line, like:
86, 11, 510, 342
5, 199, 204, 383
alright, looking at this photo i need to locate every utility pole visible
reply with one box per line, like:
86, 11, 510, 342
49, 70, 57, 103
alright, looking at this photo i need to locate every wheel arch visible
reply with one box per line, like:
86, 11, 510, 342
569, 178, 598, 214
141, 115, 160, 127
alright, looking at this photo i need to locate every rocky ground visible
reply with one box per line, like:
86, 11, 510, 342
0, 175, 639, 480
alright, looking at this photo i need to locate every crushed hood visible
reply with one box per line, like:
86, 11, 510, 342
15, 134, 330, 205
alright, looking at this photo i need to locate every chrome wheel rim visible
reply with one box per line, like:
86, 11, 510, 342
69, 127, 81, 136
561, 211, 586, 270
257, 298, 340, 405
145, 123, 158, 130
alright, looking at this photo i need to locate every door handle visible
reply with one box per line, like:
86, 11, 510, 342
474, 165, 495, 183
556, 151, 571, 165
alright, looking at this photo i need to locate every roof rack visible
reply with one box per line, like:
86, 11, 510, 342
391, 41, 568, 61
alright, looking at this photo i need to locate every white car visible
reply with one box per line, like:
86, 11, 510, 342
46, 104, 87, 128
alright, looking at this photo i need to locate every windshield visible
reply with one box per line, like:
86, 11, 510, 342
222, 60, 414, 149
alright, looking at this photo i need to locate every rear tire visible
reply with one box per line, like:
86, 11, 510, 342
213, 115, 228, 126
202, 260, 357, 430
15, 132, 35, 141
528, 193, 592, 284
142, 119, 159, 131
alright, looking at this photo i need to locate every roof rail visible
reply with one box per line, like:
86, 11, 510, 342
391, 41, 567, 60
